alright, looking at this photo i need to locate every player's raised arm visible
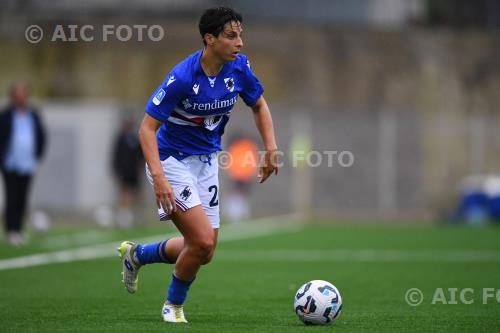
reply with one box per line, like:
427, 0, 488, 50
251, 95, 279, 183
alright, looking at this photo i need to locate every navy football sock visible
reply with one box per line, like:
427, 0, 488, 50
135, 240, 170, 265
167, 273, 194, 305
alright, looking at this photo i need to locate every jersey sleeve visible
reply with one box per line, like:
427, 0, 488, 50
238, 56, 264, 107
145, 73, 186, 122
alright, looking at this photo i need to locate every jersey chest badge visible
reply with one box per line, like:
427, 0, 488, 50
224, 77, 235, 92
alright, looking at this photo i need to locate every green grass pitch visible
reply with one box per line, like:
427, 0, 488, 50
0, 222, 499, 332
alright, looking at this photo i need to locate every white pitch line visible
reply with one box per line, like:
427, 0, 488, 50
41, 230, 116, 249
0, 218, 302, 271
215, 249, 500, 263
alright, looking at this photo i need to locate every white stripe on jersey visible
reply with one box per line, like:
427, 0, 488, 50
173, 107, 199, 119
167, 117, 199, 126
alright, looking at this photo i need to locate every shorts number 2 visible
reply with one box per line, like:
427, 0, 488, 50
208, 185, 219, 207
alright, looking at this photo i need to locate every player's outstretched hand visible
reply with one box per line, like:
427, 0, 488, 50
259, 149, 279, 183
153, 175, 177, 215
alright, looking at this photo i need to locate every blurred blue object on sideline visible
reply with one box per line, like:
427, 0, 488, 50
455, 175, 500, 225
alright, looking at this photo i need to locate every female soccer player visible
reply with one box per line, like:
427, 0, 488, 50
118, 7, 279, 323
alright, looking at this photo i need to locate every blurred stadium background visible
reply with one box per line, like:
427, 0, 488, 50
2, 0, 500, 225
1, 0, 500, 223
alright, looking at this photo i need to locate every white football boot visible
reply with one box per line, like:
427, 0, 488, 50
162, 302, 188, 323
117, 241, 141, 293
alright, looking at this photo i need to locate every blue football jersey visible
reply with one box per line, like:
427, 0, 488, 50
145, 50, 264, 160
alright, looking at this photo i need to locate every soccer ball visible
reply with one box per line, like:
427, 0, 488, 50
294, 280, 342, 325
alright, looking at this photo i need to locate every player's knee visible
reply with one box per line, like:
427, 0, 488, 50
201, 248, 216, 265
193, 238, 215, 264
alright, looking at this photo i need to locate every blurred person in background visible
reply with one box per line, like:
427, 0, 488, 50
224, 135, 259, 222
118, 7, 279, 324
0, 82, 47, 246
112, 114, 144, 228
